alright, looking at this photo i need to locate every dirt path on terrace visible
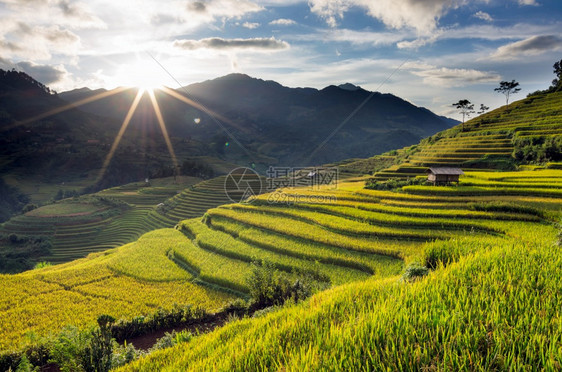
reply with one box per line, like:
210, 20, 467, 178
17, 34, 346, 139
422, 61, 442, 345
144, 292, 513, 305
120, 312, 230, 351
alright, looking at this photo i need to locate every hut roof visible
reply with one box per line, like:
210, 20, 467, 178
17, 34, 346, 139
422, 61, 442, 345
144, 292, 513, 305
426, 167, 464, 175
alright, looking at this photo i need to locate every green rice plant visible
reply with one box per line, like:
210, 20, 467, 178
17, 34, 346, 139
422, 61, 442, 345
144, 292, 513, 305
205, 208, 419, 258
118, 233, 562, 371
222, 204, 483, 241
179, 219, 370, 285
209, 218, 404, 277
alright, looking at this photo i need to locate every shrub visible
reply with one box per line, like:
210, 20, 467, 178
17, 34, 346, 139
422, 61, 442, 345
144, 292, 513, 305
401, 263, 429, 282
246, 261, 317, 311
111, 343, 143, 368
365, 177, 426, 191
48, 326, 90, 372
33, 261, 52, 270
81, 315, 115, 372
150, 330, 192, 352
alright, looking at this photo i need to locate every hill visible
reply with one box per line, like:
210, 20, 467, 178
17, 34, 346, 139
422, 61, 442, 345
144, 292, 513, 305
1, 169, 560, 366
368, 90, 562, 180
0, 175, 249, 272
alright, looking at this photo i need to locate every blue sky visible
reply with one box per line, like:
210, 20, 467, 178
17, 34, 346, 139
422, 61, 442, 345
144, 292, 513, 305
0, 0, 561, 117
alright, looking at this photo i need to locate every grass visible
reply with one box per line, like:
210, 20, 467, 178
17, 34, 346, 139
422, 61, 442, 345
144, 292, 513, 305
0, 230, 234, 351
119, 234, 562, 371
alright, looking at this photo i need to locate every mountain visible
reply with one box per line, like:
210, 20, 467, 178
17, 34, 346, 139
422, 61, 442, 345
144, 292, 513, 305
1, 69, 455, 216
61, 73, 456, 167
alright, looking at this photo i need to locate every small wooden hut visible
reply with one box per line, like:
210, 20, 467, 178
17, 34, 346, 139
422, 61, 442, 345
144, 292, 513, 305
426, 167, 464, 185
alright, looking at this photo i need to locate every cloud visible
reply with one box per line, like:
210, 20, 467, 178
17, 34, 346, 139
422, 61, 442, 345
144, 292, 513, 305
517, 0, 538, 5
269, 18, 297, 26
491, 35, 562, 60
242, 22, 260, 29
56, 0, 105, 29
187, 1, 207, 13
406, 62, 500, 87
185, 0, 263, 19
308, 0, 350, 28
309, 0, 458, 34
15, 60, 68, 85
473, 11, 493, 22
293, 28, 408, 47
173, 37, 289, 51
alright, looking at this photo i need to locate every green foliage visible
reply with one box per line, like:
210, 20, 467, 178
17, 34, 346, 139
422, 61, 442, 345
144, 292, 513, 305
48, 326, 90, 372
81, 315, 115, 372
150, 330, 193, 352
180, 160, 215, 179
364, 177, 426, 190
246, 261, 319, 311
401, 262, 428, 282
110, 305, 207, 342
15, 355, 37, 372
0, 179, 29, 223
33, 261, 52, 269
111, 342, 143, 369
513, 135, 562, 163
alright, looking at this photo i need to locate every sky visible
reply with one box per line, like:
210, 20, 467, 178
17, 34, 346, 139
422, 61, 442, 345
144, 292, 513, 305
0, 0, 561, 118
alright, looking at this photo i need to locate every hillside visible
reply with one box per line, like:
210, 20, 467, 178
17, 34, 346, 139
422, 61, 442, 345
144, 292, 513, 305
1, 168, 561, 368
0, 175, 247, 272
1, 80, 561, 371
370, 90, 562, 180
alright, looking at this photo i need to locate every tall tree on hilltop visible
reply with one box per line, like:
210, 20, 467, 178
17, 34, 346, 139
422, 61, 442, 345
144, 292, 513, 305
495, 80, 520, 108
452, 99, 474, 132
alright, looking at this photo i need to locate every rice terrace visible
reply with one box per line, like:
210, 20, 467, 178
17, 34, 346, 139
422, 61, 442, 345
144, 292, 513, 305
1, 1, 562, 371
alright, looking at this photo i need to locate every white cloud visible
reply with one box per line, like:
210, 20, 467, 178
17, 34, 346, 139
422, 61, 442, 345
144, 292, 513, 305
473, 11, 493, 22
242, 22, 260, 29
269, 18, 297, 26
491, 35, 562, 60
173, 37, 289, 51
308, 0, 349, 28
289, 28, 409, 47
517, 0, 538, 5
309, 0, 459, 35
406, 62, 500, 87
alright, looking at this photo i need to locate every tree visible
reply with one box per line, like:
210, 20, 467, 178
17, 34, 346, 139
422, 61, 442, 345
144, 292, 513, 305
477, 104, 489, 115
452, 99, 474, 131
551, 59, 562, 91
494, 80, 520, 107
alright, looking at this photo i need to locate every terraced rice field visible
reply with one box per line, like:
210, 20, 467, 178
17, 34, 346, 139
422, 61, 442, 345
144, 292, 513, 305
0, 229, 235, 351
0, 176, 242, 264
373, 91, 562, 179
119, 169, 562, 371
1, 169, 560, 356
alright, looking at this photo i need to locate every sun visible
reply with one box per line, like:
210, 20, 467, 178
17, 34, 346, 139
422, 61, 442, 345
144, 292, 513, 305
113, 57, 165, 92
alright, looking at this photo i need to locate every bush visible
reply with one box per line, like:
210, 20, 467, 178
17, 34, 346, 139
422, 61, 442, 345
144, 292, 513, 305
365, 177, 426, 191
246, 261, 317, 311
401, 263, 429, 282
81, 315, 115, 372
33, 261, 52, 269
150, 330, 192, 352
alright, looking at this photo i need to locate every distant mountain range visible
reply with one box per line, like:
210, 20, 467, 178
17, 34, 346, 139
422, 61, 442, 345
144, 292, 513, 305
59, 73, 457, 166
0, 69, 456, 213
